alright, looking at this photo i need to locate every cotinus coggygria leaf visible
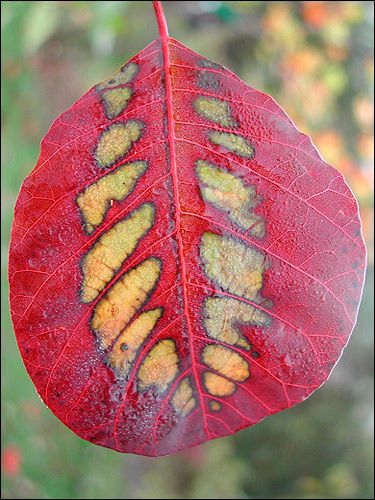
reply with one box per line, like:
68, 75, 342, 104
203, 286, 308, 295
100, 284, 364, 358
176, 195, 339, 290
8, 1, 366, 456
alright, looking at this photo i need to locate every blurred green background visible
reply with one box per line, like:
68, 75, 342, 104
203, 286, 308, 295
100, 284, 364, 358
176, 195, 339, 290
1, 1, 374, 498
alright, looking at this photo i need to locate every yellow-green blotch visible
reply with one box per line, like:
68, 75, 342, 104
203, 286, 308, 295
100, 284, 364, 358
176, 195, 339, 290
193, 96, 236, 127
102, 87, 133, 119
137, 339, 179, 393
107, 308, 163, 377
171, 378, 196, 416
200, 232, 265, 302
203, 372, 235, 397
91, 257, 161, 348
97, 62, 139, 91
77, 161, 147, 234
203, 344, 249, 382
204, 296, 269, 350
210, 401, 222, 411
196, 160, 265, 236
80, 203, 154, 303
95, 121, 143, 168
209, 131, 254, 159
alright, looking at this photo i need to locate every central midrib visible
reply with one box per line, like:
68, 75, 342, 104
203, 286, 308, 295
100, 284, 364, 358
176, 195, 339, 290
160, 34, 208, 434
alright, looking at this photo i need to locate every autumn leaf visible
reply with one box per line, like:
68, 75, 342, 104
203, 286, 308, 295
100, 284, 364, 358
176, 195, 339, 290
8, 1, 366, 456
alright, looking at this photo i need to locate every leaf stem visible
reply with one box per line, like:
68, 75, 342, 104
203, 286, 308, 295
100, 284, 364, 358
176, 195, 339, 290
153, 1, 169, 41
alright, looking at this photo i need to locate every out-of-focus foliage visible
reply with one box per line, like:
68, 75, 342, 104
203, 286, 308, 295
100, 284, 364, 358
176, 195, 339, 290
1, 1, 373, 499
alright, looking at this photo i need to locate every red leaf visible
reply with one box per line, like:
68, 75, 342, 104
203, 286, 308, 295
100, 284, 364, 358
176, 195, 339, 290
8, 2, 366, 456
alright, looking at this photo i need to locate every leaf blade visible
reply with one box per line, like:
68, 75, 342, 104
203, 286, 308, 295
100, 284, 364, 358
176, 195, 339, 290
9, 35, 366, 457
